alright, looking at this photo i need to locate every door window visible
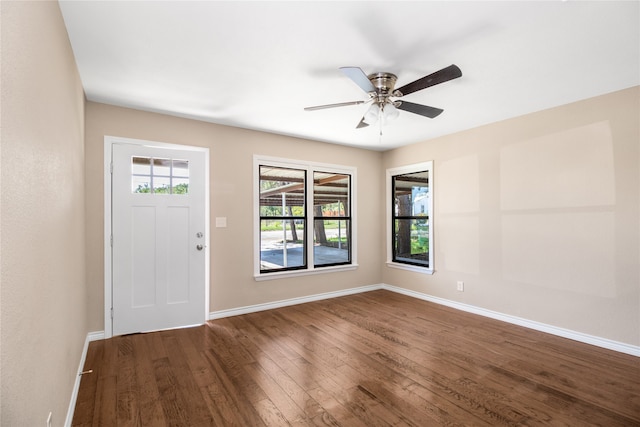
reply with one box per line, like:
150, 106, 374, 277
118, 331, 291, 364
131, 156, 189, 195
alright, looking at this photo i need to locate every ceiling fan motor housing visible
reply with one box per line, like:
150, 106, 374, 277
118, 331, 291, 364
368, 72, 399, 106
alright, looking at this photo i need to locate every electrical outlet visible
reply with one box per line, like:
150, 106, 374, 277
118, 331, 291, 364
47, 412, 52, 427
457, 281, 464, 292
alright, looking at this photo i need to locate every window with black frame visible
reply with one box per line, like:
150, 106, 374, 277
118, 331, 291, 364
258, 165, 307, 273
392, 170, 430, 267
256, 158, 356, 278
313, 171, 351, 267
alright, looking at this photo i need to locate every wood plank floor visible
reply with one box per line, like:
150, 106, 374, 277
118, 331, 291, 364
72, 290, 640, 426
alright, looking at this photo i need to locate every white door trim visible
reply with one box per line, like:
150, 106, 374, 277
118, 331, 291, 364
103, 135, 210, 338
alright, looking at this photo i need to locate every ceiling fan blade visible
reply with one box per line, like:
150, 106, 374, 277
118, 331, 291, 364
304, 100, 366, 111
395, 64, 462, 97
356, 116, 369, 129
396, 101, 444, 118
340, 67, 376, 93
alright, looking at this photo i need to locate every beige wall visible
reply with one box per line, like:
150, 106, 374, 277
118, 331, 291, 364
382, 86, 640, 346
85, 102, 384, 332
1, 1, 87, 426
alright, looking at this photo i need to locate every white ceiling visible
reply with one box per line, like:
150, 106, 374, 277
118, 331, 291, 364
58, 1, 639, 151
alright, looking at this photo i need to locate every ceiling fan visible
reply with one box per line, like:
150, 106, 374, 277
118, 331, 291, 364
304, 64, 462, 129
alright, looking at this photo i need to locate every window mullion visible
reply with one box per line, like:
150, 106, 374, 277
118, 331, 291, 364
307, 166, 315, 271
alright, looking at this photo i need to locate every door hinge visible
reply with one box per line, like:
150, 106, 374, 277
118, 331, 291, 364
110, 162, 113, 174
110, 307, 114, 319
110, 235, 113, 247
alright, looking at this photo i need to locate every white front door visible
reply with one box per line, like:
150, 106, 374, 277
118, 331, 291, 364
111, 142, 207, 336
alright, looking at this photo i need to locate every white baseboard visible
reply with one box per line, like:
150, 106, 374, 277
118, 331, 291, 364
209, 284, 382, 319
65, 331, 105, 427
380, 284, 640, 357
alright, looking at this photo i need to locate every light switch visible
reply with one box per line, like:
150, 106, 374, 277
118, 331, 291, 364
215, 217, 227, 228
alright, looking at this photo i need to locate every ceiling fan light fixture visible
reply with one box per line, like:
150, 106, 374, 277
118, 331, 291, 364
363, 103, 380, 125
382, 102, 399, 121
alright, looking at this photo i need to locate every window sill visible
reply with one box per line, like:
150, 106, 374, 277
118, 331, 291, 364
386, 262, 434, 275
254, 264, 358, 281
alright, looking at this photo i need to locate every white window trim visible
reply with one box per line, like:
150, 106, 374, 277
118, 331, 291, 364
386, 161, 434, 275
253, 155, 358, 281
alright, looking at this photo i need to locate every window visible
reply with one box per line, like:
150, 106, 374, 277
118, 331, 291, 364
131, 156, 189, 195
387, 162, 434, 274
255, 156, 356, 279
259, 165, 307, 272
313, 171, 351, 267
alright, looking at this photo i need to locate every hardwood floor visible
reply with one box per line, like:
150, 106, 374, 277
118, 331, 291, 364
72, 290, 640, 426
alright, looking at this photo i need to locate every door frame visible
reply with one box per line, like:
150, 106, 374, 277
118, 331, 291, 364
103, 135, 210, 338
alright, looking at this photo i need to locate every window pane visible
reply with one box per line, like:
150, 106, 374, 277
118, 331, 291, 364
314, 172, 349, 216
260, 219, 306, 272
259, 166, 305, 217
153, 158, 171, 176
393, 171, 429, 217
314, 219, 350, 266
153, 176, 171, 194
172, 159, 189, 178
394, 218, 429, 266
132, 175, 151, 193
172, 178, 189, 195
132, 156, 151, 175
